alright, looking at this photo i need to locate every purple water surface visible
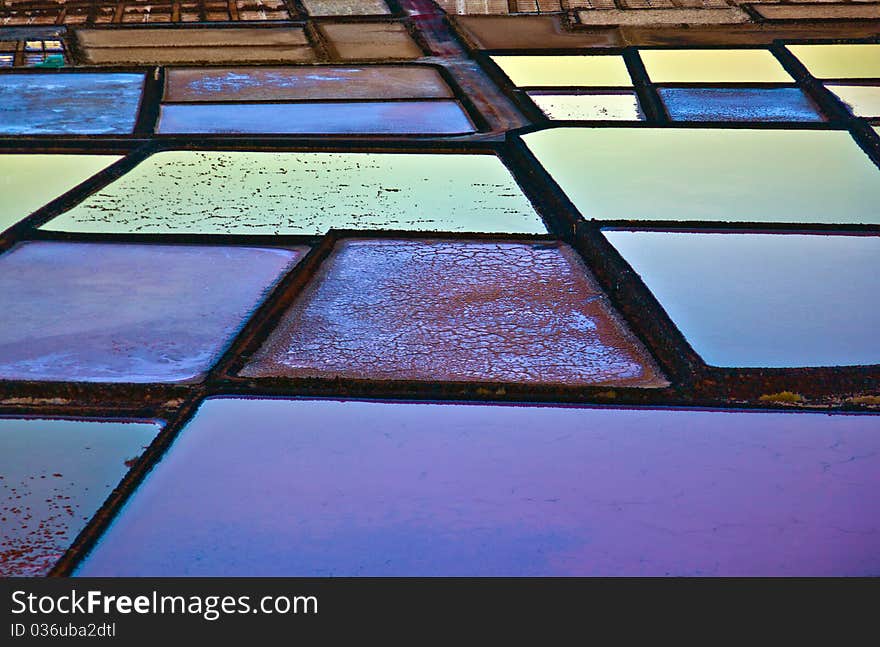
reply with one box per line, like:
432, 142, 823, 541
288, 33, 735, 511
157, 101, 475, 134
76, 398, 880, 576
0, 242, 306, 383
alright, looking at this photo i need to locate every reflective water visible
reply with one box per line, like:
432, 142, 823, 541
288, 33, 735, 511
491, 55, 632, 87
0, 242, 305, 382
640, 49, 793, 83
75, 398, 880, 576
604, 231, 880, 367
787, 44, 880, 79
523, 128, 880, 225
157, 101, 475, 134
0, 154, 120, 235
1, 417, 161, 576
826, 84, 880, 119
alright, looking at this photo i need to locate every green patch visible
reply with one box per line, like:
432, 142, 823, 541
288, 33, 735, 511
847, 395, 880, 406
759, 391, 805, 404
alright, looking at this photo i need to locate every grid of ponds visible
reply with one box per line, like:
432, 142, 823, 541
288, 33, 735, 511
1, 1, 878, 577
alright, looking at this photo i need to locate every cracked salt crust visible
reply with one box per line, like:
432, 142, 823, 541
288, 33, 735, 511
241, 239, 667, 387
43, 151, 546, 235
